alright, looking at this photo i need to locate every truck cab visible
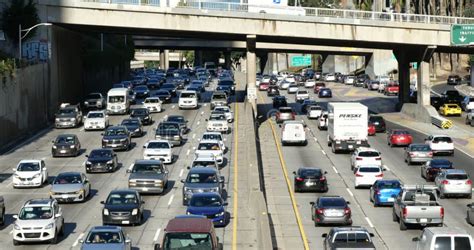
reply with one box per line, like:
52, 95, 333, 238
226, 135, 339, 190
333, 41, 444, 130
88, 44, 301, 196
413, 227, 472, 250
322, 226, 375, 250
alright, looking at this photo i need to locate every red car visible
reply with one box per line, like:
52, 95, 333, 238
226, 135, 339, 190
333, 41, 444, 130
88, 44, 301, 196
313, 82, 326, 94
259, 82, 270, 91
383, 82, 399, 96
387, 129, 413, 147
368, 123, 376, 136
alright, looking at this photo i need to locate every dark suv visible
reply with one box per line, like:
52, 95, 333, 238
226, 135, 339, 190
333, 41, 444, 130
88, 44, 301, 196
102, 126, 131, 151
447, 75, 462, 85
181, 167, 225, 205
85, 148, 119, 173
155, 122, 183, 146
121, 118, 143, 137
52, 134, 81, 157
130, 108, 153, 125
368, 115, 386, 133
101, 189, 145, 226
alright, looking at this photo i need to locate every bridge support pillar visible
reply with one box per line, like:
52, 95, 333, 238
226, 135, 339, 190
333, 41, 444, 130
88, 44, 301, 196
224, 51, 232, 70
160, 50, 165, 70
164, 50, 170, 70
194, 50, 203, 67
417, 61, 431, 106
322, 55, 335, 74
246, 35, 257, 87
272, 53, 278, 74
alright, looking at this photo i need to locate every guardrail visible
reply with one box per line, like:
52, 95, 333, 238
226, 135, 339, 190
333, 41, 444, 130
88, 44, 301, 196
431, 115, 453, 129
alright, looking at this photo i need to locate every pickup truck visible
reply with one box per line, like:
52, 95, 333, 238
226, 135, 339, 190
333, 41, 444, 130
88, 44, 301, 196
392, 185, 444, 231
384, 83, 399, 96
322, 226, 376, 250
466, 111, 474, 126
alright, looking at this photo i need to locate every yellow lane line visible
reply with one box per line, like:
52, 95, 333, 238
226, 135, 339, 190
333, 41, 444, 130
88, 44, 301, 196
232, 88, 240, 250
257, 92, 310, 250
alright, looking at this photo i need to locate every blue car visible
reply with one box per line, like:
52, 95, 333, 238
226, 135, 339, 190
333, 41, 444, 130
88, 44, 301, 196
318, 88, 332, 98
80, 226, 131, 250
186, 192, 227, 227
369, 180, 402, 207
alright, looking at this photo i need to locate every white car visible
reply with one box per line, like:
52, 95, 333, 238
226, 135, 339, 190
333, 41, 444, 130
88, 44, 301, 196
354, 165, 384, 188
13, 199, 64, 245
295, 90, 309, 102
344, 76, 355, 85
201, 132, 226, 152
350, 147, 382, 170
206, 112, 230, 133
178, 90, 198, 109
461, 96, 474, 111
84, 110, 109, 131
213, 106, 234, 123
285, 76, 296, 83
435, 169, 472, 199
279, 81, 291, 90
425, 135, 454, 156
143, 140, 173, 164
12, 160, 48, 188
377, 82, 387, 93
288, 84, 299, 94
304, 79, 316, 88
318, 111, 329, 130
307, 105, 323, 119
325, 74, 336, 82
143, 97, 162, 113
281, 121, 307, 146
191, 155, 219, 169
195, 140, 224, 166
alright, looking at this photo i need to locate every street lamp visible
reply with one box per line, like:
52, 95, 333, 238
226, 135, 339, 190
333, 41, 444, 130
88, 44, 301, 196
18, 22, 52, 59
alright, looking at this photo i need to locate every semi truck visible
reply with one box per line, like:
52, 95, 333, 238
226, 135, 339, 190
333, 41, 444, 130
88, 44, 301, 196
327, 102, 369, 153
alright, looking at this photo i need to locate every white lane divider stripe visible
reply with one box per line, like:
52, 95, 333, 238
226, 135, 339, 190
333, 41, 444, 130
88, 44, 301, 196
332, 166, 338, 174
80, 128, 84, 132
346, 188, 354, 197
171, 105, 175, 109
192, 134, 196, 139
186, 149, 190, 156
313, 137, 318, 142
9, 230, 13, 234
197, 121, 200, 125
383, 165, 390, 171
167, 194, 175, 206
179, 169, 184, 178
365, 217, 374, 228
72, 232, 85, 247
153, 228, 162, 242
321, 150, 326, 155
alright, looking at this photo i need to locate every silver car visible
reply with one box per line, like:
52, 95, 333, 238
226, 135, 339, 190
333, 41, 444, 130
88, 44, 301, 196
435, 169, 472, 199
127, 160, 169, 194
50, 172, 91, 203
404, 143, 433, 165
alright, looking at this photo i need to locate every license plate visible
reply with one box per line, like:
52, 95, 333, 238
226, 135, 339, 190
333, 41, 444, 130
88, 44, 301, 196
419, 218, 428, 223
142, 188, 149, 191
387, 198, 394, 202
122, 221, 130, 224
60, 150, 66, 153
348, 145, 354, 149
62, 195, 68, 199
111, 145, 117, 148
305, 182, 314, 186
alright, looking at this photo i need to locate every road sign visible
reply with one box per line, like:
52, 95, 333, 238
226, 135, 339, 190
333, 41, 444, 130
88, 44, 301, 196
451, 24, 474, 46
247, 86, 257, 101
291, 55, 312, 67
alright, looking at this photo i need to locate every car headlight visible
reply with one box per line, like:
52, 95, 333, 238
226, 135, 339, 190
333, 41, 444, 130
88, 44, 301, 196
120, 138, 127, 142
13, 173, 19, 178
76, 189, 84, 194
210, 187, 219, 193
70, 118, 76, 121
132, 208, 138, 216
44, 223, 54, 229
217, 211, 225, 216
52, 145, 57, 149
103, 209, 109, 215
84, 101, 89, 104
186, 211, 191, 215
55, 118, 60, 121
14, 223, 20, 230
86, 161, 92, 165
32, 173, 41, 179
107, 160, 113, 164
70, 145, 75, 148
184, 187, 191, 193
134, 128, 140, 132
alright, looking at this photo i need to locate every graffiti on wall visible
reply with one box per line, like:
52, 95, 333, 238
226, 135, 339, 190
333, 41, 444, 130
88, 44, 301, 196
22, 40, 50, 62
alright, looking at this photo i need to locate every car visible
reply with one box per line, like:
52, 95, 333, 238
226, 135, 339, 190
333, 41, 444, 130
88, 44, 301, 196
405, 143, 433, 165
354, 165, 384, 188
84, 110, 109, 130
310, 196, 352, 226
322, 227, 376, 250
217, 79, 235, 95
127, 159, 169, 194
154, 90, 172, 103
421, 159, 454, 182
368, 115, 386, 132
461, 96, 474, 111
258, 81, 270, 91
181, 167, 225, 205
325, 73, 336, 82
195, 140, 224, 166
13, 199, 64, 245
165, 115, 189, 134
467, 110, 474, 126
272, 96, 287, 108
143, 140, 173, 163
133, 85, 150, 99
49, 172, 91, 203
121, 118, 144, 137
83, 92, 106, 110
344, 75, 355, 85
318, 111, 329, 130
295, 89, 310, 102
54, 103, 83, 128
313, 82, 326, 94
143, 97, 162, 113
350, 147, 382, 170
368, 80, 380, 91
318, 88, 332, 98
101, 189, 145, 226
275, 107, 295, 123
370, 179, 402, 206
412, 227, 473, 250
307, 105, 323, 119
206, 112, 230, 134
80, 226, 132, 250
441, 90, 463, 106
367, 123, 376, 136
52, 134, 81, 157
130, 108, 153, 125
160, 83, 177, 97
304, 79, 316, 88
435, 169, 472, 199
213, 106, 234, 123
85, 149, 119, 173
178, 90, 199, 109
425, 135, 454, 156
201, 132, 226, 152
279, 80, 291, 90
210, 91, 228, 110
467, 203, 474, 225
293, 168, 328, 192
186, 85, 204, 100
191, 155, 219, 169
287, 83, 299, 94
267, 85, 280, 96
301, 99, 318, 113
447, 74, 462, 85
387, 129, 413, 147
155, 122, 183, 146
383, 82, 399, 96
102, 126, 131, 151
12, 160, 48, 188
439, 103, 462, 116
186, 193, 227, 227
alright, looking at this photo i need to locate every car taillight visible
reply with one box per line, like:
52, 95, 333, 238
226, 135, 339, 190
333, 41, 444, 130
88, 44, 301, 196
402, 208, 408, 218
466, 180, 472, 185
375, 157, 382, 160
319, 176, 326, 181
316, 209, 324, 215
440, 207, 444, 218
355, 173, 363, 177
356, 157, 363, 160
375, 173, 384, 178
375, 190, 380, 195
441, 180, 449, 185
428, 152, 433, 156
344, 208, 351, 215
409, 153, 416, 156
291, 112, 296, 119
296, 177, 304, 181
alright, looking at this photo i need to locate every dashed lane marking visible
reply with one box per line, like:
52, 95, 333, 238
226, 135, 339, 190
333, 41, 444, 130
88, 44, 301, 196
153, 228, 162, 242
72, 232, 85, 247
332, 166, 339, 174
167, 194, 174, 206
186, 149, 190, 156
179, 169, 184, 178
346, 188, 354, 197
192, 134, 196, 139
365, 217, 375, 228
321, 150, 326, 155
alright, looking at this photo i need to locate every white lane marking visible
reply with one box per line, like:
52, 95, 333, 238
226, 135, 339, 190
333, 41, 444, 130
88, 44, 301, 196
201, 111, 205, 115
332, 166, 338, 174
321, 150, 326, 155
383, 165, 390, 171
179, 169, 184, 178
204, 103, 207, 107
186, 149, 190, 156
9, 230, 13, 234
72, 232, 85, 247
80, 127, 84, 132
197, 121, 200, 125
365, 217, 374, 228
192, 134, 196, 139
167, 194, 175, 206
172, 105, 175, 109
192, 147, 196, 150
346, 188, 354, 197
313, 137, 318, 142
153, 228, 162, 242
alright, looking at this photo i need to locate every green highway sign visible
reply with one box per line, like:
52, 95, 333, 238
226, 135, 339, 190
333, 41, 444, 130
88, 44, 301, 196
451, 24, 474, 46
291, 55, 312, 67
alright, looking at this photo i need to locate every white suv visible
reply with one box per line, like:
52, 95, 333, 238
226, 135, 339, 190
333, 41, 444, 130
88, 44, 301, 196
206, 112, 230, 133
178, 90, 198, 109
84, 110, 109, 131
13, 199, 64, 245
201, 132, 226, 152
12, 160, 48, 188
350, 147, 382, 170
354, 165, 384, 188
213, 106, 234, 123
143, 140, 173, 164
195, 140, 224, 166
425, 135, 454, 156
143, 97, 162, 113
295, 90, 310, 102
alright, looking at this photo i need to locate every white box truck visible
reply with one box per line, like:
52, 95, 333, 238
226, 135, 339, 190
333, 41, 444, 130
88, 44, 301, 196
327, 102, 369, 153
247, 0, 305, 16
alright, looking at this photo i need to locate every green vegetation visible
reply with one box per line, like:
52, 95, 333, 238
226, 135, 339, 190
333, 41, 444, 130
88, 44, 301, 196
1, 0, 40, 44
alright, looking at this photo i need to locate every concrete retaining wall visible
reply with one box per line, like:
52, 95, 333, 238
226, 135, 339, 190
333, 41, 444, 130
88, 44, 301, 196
401, 103, 438, 124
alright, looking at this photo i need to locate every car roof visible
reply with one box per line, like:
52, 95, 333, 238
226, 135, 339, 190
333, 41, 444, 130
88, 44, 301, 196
165, 217, 213, 233
189, 167, 218, 174
319, 196, 345, 200
56, 171, 82, 176
57, 134, 76, 138
356, 147, 379, 152
108, 125, 127, 130
422, 227, 470, 235
443, 169, 467, 174
134, 159, 163, 164
25, 199, 54, 207
331, 226, 369, 233
88, 110, 105, 114
199, 140, 220, 144
189, 192, 222, 199
18, 159, 42, 163
110, 189, 139, 195
89, 226, 123, 232
357, 165, 382, 168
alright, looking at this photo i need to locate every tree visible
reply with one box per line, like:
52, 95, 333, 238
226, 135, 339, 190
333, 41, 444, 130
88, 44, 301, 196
290, 0, 342, 8
1, 0, 40, 45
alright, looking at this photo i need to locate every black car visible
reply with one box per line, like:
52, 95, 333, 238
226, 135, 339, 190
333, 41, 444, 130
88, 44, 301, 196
267, 85, 280, 96
216, 85, 233, 96
293, 168, 328, 192
301, 100, 318, 113
155, 122, 183, 146
165, 115, 189, 134
441, 90, 463, 106
421, 159, 454, 182
102, 126, 131, 151
154, 90, 172, 103
52, 134, 81, 157
146, 79, 160, 90
161, 83, 177, 97
272, 96, 287, 108
171, 77, 186, 90
85, 149, 119, 173
130, 108, 153, 125
217, 79, 235, 95
430, 96, 443, 110
318, 88, 332, 98
368, 115, 386, 133
101, 189, 145, 226
447, 75, 462, 85
121, 118, 143, 137
133, 86, 150, 99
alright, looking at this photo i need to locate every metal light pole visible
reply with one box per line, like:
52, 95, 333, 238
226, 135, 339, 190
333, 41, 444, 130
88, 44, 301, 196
18, 22, 52, 60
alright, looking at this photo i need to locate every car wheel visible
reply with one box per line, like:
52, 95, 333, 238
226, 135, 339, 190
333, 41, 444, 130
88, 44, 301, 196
59, 223, 65, 236
467, 193, 472, 199
399, 219, 407, 231
294, 186, 299, 193
439, 191, 445, 199
0, 210, 4, 225
392, 209, 398, 222
314, 220, 318, 227
13, 240, 20, 246
50, 230, 58, 244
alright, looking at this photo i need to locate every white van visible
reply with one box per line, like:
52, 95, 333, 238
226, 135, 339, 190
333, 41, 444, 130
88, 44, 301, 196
178, 90, 198, 109
281, 121, 307, 146
413, 227, 472, 250
107, 88, 130, 115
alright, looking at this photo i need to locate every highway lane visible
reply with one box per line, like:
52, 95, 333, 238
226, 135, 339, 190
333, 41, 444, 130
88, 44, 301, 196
257, 80, 473, 250
0, 78, 237, 249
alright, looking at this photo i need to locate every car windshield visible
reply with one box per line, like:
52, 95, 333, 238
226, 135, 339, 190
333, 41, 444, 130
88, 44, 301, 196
334, 233, 370, 243
56, 136, 75, 144
192, 161, 216, 168
198, 143, 220, 150
181, 92, 196, 98
298, 91, 308, 94
430, 160, 452, 168
190, 195, 222, 207
279, 108, 292, 113
209, 114, 226, 121
19, 206, 53, 220
109, 96, 124, 103
219, 81, 233, 86
86, 94, 101, 99
54, 174, 82, 184
447, 104, 459, 108
58, 108, 75, 115
135, 86, 148, 91
87, 112, 104, 118
131, 109, 148, 115
187, 173, 218, 183
90, 150, 112, 158
358, 151, 380, 157
145, 98, 160, 103
156, 91, 170, 96
410, 145, 431, 151
17, 162, 40, 171
212, 94, 226, 100
214, 107, 229, 112
319, 198, 346, 207
300, 169, 322, 177
393, 130, 409, 135
105, 128, 127, 136
359, 167, 381, 173
433, 137, 452, 143
202, 134, 222, 141
132, 163, 164, 173
86, 231, 123, 244
369, 117, 384, 122
309, 106, 322, 111
377, 181, 401, 189
162, 84, 175, 89
106, 193, 138, 205
167, 116, 185, 123
147, 142, 170, 149
157, 128, 180, 136
163, 233, 212, 249
446, 174, 468, 180
122, 120, 139, 126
